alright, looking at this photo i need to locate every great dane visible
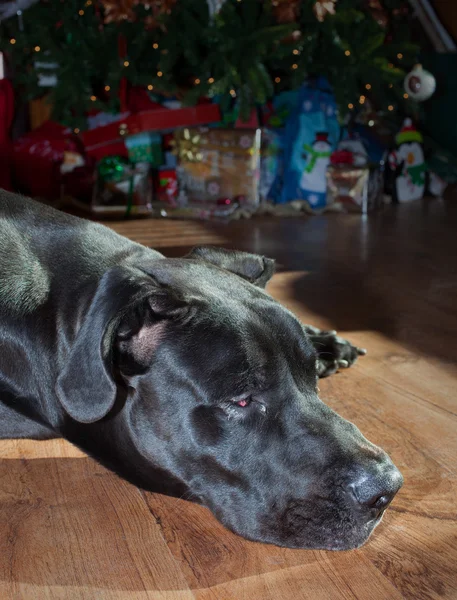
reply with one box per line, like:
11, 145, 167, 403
0, 191, 402, 550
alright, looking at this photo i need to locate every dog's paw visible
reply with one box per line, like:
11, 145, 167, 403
304, 326, 367, 378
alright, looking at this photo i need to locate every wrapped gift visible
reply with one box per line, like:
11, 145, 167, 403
326, 165, 383, 213
125, 131, 163, 166
173, 128, 261, 207
64, 156, 153, 217
13, 121, 83, 199
281, 78, 340, 208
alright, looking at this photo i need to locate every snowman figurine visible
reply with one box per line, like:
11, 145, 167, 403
300, 131, 332, 208
388, 118, 427, 203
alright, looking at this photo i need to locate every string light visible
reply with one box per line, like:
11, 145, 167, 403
230, 89, 236, 97
403, 93, 409, 99
359, 95, 366, 104
153, 43, 159, 49
78, 9, 84, 15
194, 78, 201, 84
348, 103, 354, 109
123, 60, 129, 67
157, 71, 163, 77
147, 84, 154, 90
275, 76, 281, 83
85, 0, 92, 5
292, 63, 298, 69
74, 128, 80, 134
388, 83, 393, 88
365, 83, 371, 90
397, 53, 403, 60
388, 105, 394, 111
208, 77, 214, 84
368, 120, 375, 127
293, 49, 299, 55
90, 95, 97, 101
34, 46, 41, 52
104, 85, 110, 91
345, 50, 351, 56
10, 38, 16, 44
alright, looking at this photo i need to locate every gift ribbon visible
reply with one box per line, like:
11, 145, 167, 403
97, 156, 134, 217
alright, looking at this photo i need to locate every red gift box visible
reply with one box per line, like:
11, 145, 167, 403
81, 103, 221, 160
12, 121, 83, 199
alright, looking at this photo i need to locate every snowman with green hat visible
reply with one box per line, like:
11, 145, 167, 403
388, 118, 427, 203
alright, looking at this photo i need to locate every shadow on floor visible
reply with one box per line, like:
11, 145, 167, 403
156, 198, 457, 363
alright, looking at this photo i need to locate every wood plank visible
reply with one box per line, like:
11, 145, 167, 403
142, 493, 404, 600
0, 452, 194, 600
2, 199, 457, 599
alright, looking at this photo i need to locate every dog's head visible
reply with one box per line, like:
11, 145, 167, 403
56, 247, 402, 550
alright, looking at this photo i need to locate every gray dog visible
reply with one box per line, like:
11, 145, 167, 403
0, 191, 402, 550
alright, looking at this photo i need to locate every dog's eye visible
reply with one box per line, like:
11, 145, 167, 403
234, 396, 251, 408
222, 396, 266, 419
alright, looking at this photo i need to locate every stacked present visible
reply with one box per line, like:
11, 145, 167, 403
10, 80, 398, 220
165, 128, 261, 219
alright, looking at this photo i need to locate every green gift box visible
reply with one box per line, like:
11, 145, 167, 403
125, 131, 163, 167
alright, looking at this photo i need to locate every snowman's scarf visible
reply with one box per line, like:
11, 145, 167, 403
303, 144, 332, 173
406, 162, 427, 186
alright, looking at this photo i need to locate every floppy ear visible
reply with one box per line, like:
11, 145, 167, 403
56, 265, 186, 424
186, 246, 275, 288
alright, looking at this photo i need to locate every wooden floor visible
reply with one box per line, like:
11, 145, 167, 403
1, 198, 457, 599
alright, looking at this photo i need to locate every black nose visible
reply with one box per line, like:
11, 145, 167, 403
350, 465, 403, 514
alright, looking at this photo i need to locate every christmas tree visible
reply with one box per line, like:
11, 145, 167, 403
0, 0, 418, 130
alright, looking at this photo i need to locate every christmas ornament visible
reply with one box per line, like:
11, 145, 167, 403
404, 64, 436, 102
388, 118, 426, 203
313, 0, 337, 22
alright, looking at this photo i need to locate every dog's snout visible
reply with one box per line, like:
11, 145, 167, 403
349, 463, 403, 514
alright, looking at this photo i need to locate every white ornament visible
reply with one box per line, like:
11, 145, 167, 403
404, 64, 436, 102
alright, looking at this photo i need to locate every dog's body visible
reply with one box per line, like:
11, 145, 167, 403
0, 191, 402, 550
